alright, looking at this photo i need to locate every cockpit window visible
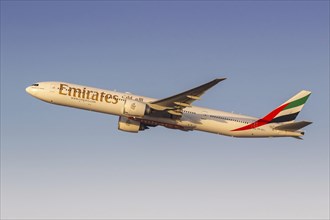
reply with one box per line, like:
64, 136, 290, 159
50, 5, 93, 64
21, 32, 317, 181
32, 84, 39, 86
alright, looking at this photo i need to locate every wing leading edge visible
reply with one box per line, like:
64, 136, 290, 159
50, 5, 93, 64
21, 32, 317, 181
148, 78, 226, 116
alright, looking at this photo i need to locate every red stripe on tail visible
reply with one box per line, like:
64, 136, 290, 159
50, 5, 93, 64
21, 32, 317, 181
232, 103, 289, 131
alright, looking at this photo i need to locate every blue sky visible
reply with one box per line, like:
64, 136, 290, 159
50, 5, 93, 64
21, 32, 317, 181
1, 1, 329, 219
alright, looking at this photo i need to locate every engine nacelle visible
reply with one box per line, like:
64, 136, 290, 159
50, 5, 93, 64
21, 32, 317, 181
123, 99, 151, 117
118, 116, 147, 133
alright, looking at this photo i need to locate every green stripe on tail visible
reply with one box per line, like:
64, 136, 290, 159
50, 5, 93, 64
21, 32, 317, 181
284, 94, 311, 110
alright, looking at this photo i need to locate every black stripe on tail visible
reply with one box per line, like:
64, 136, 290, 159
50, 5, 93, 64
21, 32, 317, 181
270, 112, 299, 123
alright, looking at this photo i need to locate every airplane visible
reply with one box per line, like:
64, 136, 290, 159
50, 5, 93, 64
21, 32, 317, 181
26, 78, 312, 139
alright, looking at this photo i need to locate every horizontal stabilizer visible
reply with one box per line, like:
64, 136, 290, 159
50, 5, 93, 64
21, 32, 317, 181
274, 121, 312, 131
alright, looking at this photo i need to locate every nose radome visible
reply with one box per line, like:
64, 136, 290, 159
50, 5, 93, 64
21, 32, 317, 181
26, 86, 33, 95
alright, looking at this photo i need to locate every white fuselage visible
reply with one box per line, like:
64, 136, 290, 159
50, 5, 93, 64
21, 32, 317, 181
26, 81, 302, 138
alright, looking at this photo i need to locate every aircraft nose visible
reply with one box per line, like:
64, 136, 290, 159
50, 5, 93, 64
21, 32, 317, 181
26, 86, 31, 94
26, 86, 35, 95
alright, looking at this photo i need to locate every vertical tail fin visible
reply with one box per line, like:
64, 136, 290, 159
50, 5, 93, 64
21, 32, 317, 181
232, 90, 311, 132
270, 90, 311, 123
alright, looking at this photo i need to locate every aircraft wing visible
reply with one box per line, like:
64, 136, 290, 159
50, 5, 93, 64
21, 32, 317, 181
148, 78, 226, 116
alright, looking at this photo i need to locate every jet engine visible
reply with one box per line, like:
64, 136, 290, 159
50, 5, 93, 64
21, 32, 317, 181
118, 116, 148, 133
122, 99, 151, 117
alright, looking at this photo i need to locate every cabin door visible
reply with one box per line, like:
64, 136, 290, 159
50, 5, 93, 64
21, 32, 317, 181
201, 111, 208, 120
50, 83, 56, 93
